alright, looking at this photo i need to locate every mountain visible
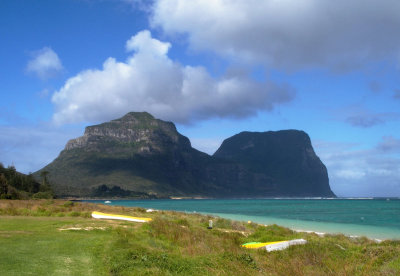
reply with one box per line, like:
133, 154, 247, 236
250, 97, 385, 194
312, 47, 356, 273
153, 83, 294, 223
35, 112, 214, 197
213, 131, 334, 197
35, 112, 335, 198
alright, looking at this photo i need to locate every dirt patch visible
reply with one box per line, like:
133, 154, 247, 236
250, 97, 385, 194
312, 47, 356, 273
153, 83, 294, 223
59, 226, 107, 231
214, 228, 250, 236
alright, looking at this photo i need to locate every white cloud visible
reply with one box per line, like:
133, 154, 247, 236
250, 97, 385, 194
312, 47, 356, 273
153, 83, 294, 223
51, 30, 294, 125
26, 47, 63, 79
125, 30, 170, 55
151, 0, 400, 71
315, 138, 400, 197
335, 169, 366, 180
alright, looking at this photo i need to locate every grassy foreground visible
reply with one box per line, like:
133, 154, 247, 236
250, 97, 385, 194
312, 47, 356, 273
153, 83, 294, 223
0, 200, 399, 275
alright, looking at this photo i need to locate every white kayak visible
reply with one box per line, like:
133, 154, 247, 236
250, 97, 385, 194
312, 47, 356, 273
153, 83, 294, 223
91, 211, 152, 223
242, 239, 307, 252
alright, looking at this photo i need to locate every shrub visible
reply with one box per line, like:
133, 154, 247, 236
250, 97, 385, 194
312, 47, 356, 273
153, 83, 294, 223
176, 218, 190, 227
63, 201, 75, 207
214, 217, 232, 229
32, 191, 53, 199
68, 211, 81, 217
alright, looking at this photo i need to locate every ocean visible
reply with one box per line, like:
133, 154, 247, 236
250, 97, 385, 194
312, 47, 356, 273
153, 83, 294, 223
84, 198, 400, 240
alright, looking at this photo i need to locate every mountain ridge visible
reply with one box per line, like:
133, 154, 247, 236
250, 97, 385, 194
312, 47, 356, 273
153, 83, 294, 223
35, 112, 335, 198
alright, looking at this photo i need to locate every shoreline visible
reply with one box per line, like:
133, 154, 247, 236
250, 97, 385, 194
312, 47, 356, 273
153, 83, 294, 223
69, 196, 400, 201
81, 198, 400, 241
201, 211, 399, 241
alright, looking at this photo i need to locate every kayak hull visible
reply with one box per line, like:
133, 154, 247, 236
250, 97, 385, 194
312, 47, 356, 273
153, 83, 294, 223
91, 211, 152, 223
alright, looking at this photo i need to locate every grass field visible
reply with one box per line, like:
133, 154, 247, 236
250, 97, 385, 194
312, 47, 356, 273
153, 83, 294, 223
0, 200, 399, 275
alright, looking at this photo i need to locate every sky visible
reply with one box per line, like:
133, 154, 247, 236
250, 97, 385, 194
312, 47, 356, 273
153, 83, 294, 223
1, 0, 400, 197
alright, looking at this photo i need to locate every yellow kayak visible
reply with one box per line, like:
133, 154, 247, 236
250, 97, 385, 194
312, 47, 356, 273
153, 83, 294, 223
241, 241, 287, 249
242, 239, 307, 251
91, 211, 152, 223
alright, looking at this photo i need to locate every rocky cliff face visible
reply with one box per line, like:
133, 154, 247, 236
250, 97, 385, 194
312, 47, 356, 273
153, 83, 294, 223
64, 112, 190, 154
35, 112, 335, 198
35, 112, 211, 197
213, 131, 335, 197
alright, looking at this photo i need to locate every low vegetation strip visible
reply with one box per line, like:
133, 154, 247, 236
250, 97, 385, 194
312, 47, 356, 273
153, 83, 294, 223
0, 199, 399, 275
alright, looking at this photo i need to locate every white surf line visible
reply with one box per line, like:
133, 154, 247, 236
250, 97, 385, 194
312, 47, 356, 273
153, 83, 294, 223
294, 229, 384, 242
293, 229, 326, 237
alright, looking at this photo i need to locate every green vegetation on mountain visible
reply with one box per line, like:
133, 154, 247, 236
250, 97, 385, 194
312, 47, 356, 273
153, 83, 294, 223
0, 163, 53, 199
0, 200, 399, 275
35, 112, 335, 198
92, 184, 157, 199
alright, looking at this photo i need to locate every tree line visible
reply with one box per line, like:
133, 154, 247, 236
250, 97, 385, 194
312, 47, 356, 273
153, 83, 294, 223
0, 163, 53, 199
91, 184, 157, 199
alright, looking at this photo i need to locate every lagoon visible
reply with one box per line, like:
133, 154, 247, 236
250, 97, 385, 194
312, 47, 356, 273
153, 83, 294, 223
84, 198, 400, 240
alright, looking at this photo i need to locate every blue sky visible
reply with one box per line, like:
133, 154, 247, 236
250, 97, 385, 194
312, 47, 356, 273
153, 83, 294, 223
1, 0, 400, 197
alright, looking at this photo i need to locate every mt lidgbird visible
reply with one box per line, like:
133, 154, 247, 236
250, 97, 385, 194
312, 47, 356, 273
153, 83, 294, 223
35, 112, 335, 198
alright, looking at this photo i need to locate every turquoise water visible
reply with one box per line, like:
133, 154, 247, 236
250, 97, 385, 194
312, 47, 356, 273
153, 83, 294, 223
85, 198, 400, 240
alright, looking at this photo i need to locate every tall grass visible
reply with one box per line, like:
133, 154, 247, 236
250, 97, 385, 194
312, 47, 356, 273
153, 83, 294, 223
0, 200, 399, 275
0, 199, 147, 218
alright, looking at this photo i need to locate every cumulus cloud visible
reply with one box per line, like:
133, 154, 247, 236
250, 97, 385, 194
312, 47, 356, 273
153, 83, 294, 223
151, 0, 400, 71
125, 30, 170, 54
51, 30, 294, 125
314, 139, 400, 197
26, 47, 63, 79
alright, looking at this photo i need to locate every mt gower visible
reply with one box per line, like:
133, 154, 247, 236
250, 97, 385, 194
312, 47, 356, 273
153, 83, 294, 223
36, 112, 335, 198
